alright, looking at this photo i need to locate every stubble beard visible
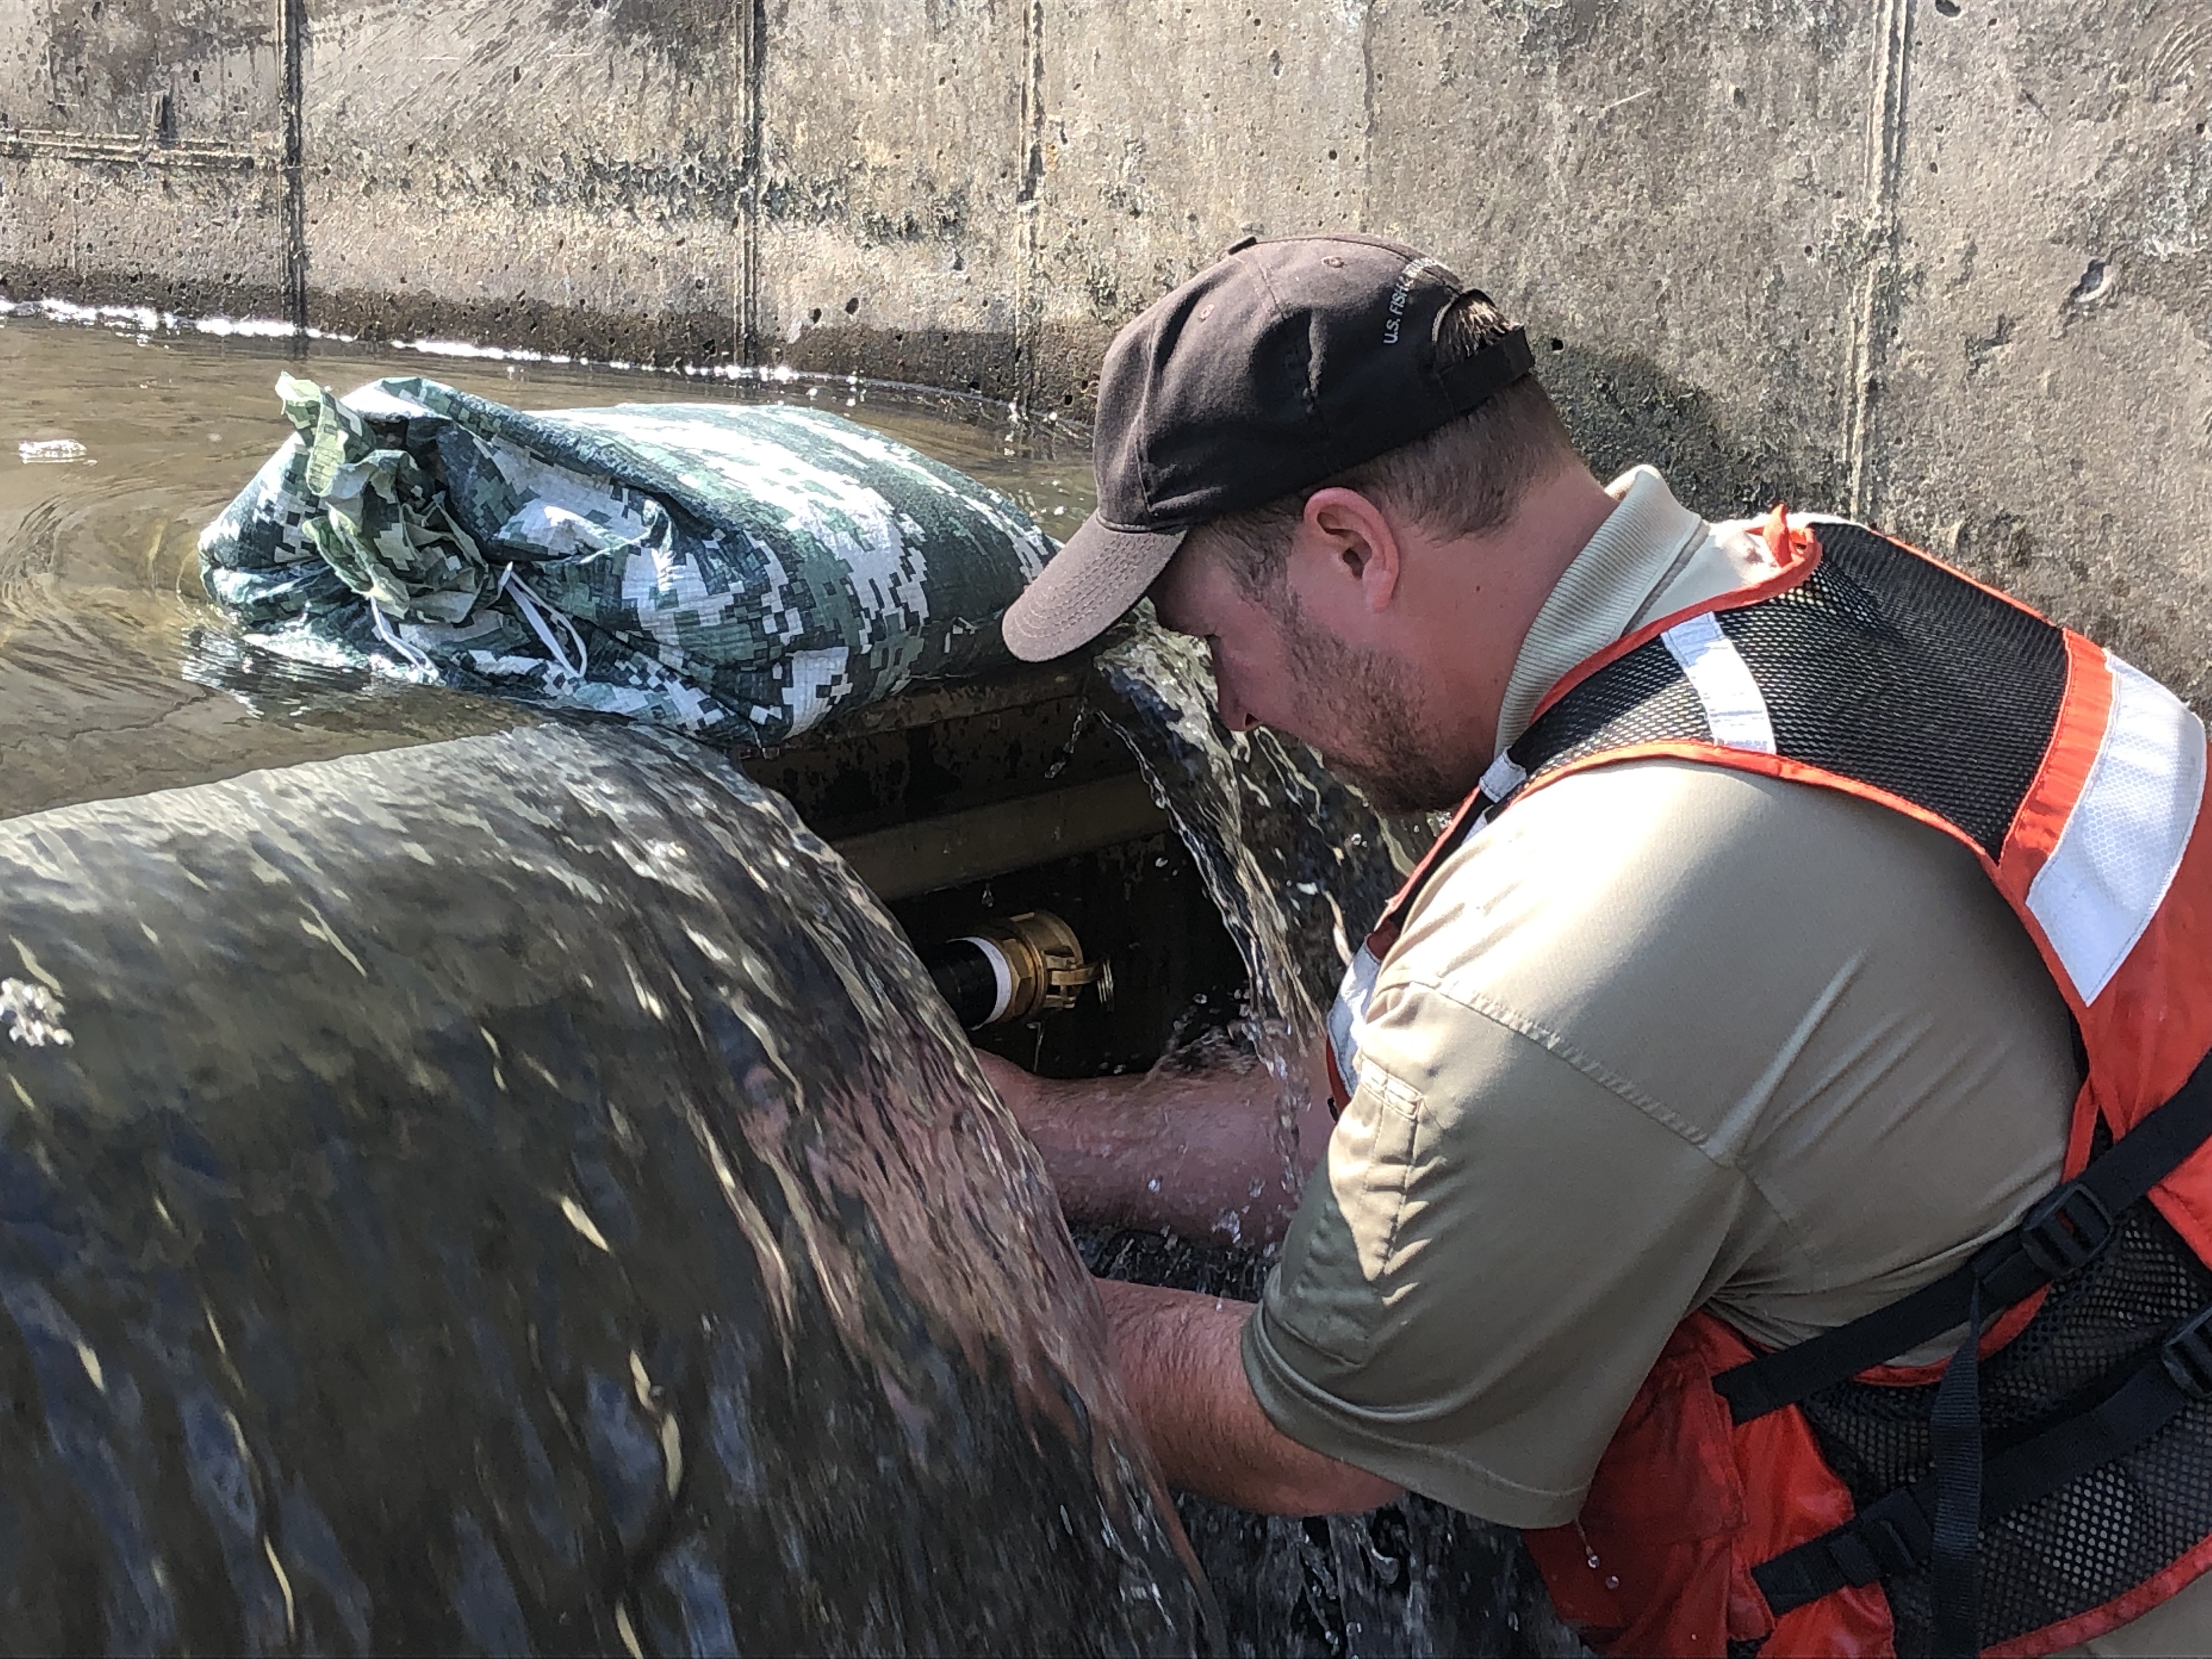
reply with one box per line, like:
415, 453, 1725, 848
1278, 599, 1470, 816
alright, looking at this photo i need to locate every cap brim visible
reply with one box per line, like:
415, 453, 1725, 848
1000, 515, 1188, 662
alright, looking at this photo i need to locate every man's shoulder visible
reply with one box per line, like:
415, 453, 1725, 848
1402, 755, 1943, 946
1378, 753, 2003, 1053
1365, 746, 2070, 1179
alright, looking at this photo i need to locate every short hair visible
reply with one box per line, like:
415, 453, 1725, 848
1199, 292, 1579, 593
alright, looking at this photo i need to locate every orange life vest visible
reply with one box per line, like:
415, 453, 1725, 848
1325, 512, 2212, 1656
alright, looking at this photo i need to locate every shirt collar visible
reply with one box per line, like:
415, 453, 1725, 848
1493, 466, 1709, 751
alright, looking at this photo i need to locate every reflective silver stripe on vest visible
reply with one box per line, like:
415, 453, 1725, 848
1329, 944, 1381, 1097
1328, 753, 1544, 1091
2027, 650, 2208, 1005
1662, 611, 1777, 753
1477, 748, 1528, 802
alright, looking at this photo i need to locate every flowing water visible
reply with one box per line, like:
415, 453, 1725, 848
0, 725, 1205, 1652
1, 306, 1573, 1655
1090, 635, 1578, 1659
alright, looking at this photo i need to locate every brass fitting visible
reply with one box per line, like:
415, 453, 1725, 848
953, 910, 1104, 1025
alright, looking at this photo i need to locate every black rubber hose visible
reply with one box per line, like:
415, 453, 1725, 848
922, 938, 1006, 1029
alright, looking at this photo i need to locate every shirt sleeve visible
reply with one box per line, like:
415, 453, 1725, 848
1243, 973, 1759, 1528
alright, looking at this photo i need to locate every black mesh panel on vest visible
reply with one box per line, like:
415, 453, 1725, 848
1800, 1164, 2212, 1655
1510, 523, 2070, 861
1718, 523, 2067, 859
1510, 638, 1701, 777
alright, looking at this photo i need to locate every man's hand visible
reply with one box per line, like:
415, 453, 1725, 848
971, 1045, 1329, 1246
1096, 1276, 1402, 1515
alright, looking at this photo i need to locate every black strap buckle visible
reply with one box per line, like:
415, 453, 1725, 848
2017, 1180, 2116, 1278
2163, 1305, 2212, 1401
1830, 1486, 1934, 1587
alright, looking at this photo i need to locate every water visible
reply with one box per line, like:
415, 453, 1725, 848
1, 307, 1572, 1654
1088, 634, 1579, 1659
0, 725, 1204, 1651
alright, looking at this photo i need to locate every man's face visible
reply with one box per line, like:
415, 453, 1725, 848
1149, 533, 1471, 814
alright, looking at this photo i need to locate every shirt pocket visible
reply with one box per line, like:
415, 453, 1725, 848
1265, 1063, 1430, 1369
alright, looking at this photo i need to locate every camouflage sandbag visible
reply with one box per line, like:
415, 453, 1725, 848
198, 376, 1054, 747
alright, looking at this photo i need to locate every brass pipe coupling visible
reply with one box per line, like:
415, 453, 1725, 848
922, 911, 1110, 1029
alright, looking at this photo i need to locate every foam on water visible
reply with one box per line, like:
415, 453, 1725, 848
18, 438, 89, 464
0, 293, 1040, 423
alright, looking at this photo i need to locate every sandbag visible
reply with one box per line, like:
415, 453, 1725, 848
0, 725, 1203, 1655
198, 377, 1053, 747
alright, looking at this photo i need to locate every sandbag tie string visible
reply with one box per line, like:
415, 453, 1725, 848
498, 563, 590, 685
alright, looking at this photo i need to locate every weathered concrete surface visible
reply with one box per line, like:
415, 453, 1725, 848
763, 0, 1029, 394
1033, 0, 1370, 379
0, 0, 276, 143
1867, 0, 2212, 703
2, 0, 2210, 691
300, 0, 747, 362
1365, 3, 1870, 520
0, 0, 288, 316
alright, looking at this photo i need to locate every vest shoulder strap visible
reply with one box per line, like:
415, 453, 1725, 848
1503, 519, 2071, 864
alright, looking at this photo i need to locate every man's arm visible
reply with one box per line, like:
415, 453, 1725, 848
972, 1046, 1389, 1507
974, 1047, 1334, 1245
1093, 1276, 1402, 1514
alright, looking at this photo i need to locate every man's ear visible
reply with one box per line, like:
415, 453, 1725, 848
1301, 487, 1404, 616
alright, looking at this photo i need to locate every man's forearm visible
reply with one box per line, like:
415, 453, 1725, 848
1095, 1276, 1402, 1515
978, 1051, 1327, 1244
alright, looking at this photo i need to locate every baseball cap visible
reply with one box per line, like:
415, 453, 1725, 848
1000, 233, 1534, 662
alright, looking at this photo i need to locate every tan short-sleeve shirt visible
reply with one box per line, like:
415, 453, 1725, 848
1243, 468, 2081, 1527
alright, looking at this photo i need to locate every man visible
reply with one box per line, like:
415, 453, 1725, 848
976, 234, 2212, 1656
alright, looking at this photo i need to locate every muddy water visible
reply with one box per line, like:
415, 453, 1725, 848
0, 308, 1094, 820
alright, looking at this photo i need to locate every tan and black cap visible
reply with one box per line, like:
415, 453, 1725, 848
1000, 232, 1534, 662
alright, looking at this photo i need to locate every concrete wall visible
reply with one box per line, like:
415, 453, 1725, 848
4, 0, 2210, 696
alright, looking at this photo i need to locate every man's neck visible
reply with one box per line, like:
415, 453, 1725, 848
1404, 461, 1620, 770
